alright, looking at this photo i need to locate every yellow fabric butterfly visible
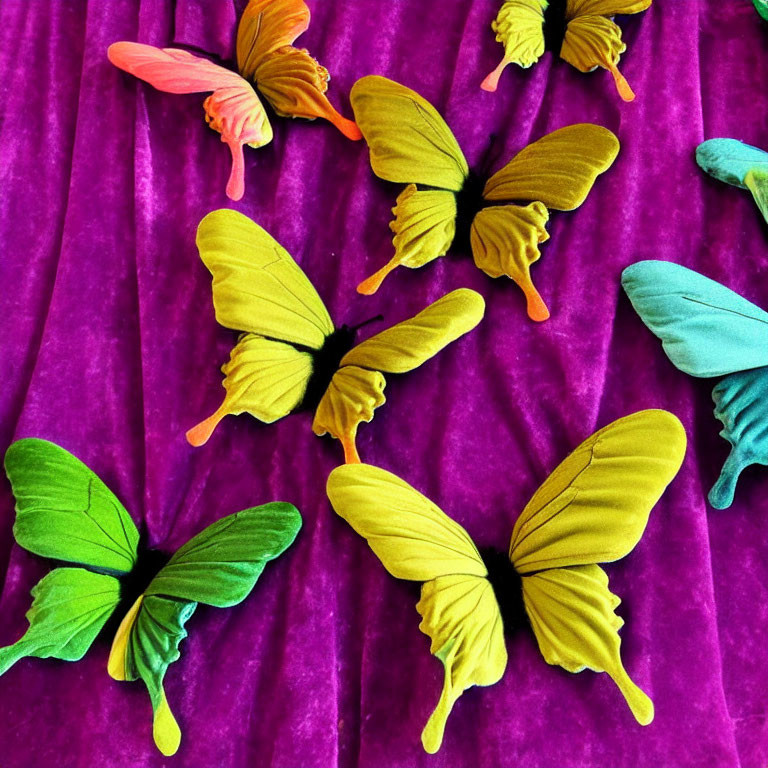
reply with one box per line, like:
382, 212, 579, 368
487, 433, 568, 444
186, 210, 485, 463
350, 76, 619, 321
327, 409, 686, 753
481, 0, 652, 101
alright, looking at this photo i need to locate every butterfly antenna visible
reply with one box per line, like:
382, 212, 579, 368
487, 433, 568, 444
350, 313, 384, 332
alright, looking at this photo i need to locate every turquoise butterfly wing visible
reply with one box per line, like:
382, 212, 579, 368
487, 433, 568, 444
622, 260, 768, 508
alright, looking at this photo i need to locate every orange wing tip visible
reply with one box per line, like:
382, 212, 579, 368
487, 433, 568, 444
331, 114, 363, 141
481, 56, 511, 92
224, 140, 246, 201
186, 408, 227, 447
341, 434, 362, 464
524, 285, 550, 322
357, 258, 400, 295
609, 64, 636, 102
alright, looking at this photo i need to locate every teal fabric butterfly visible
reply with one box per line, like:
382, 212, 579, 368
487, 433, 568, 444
696, 138, 768, 226
0, 438, 302, 755
622, 260, 768, 509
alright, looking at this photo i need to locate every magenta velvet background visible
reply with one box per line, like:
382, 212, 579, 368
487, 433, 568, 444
1, 1, 767, 766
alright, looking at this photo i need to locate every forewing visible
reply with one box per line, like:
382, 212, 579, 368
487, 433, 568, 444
5, 438, 139, 573
196, 209, 334, 347
483, 124, 619, 209
350, 76, 469, 190
326, 464, 487, 581
186, 333, 313, 446
621, 260, 768, 377
509, 410, 685, 573
236, 0, 310, 78
145, 503, 302, 606
523, 564, 653, 725
341, 289, 485, 373
417, 575, 506, 753
0, 568, 120, 676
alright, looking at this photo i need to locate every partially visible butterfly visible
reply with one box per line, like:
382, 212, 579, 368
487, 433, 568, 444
0, 438, 302, 756
327, 410, 685, 753
185, 209, 485, 463
622, 259, 768, 509
108, 0, 361, 201
697, 139, 768, 228
755, 0, 768, 22
350, 76, 618, 321
481, 1, 652, 101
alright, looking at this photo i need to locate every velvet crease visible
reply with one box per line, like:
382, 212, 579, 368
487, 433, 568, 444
0, 1, 766, 766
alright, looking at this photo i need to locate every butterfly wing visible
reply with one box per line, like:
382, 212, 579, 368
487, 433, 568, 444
621, 260, 768, 378
108, 502, 302, 755
709, 367, 768, 509
350, 76, 469, 190
108, 43, 272, 200
188, 210, 334, 445
0, 568, 120, 676
237, 0, 360, 139
327, 464, 506, 753
696, 139, 768, 225
561, 1, 652, 101
350, 76, 469, 293
481, 0, 547, 92
474, 124, 618, 320
756, 0, 768, 21
5, 438, 139, 573
508, 410, 685, 723
313, 289, 486, 462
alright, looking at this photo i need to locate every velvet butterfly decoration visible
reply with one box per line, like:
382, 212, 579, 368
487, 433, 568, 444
622, 259, 768, 509
481, 0, 652, 101
186, 210, 485, 463
349, 76, 618, 321
697, 139, 768, 227
0, 439, 302, 756
108, 0, 361, 201
327, 410, 685, 753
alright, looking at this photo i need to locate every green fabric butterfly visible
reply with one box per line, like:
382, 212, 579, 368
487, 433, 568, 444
0, 438, 302, 755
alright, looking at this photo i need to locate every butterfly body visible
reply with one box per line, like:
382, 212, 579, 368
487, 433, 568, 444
0, 438, 302, 755
543, 0, 569, 52
327, 410, 686, 752
351, 76, 618, 321
108, 0, 361, 201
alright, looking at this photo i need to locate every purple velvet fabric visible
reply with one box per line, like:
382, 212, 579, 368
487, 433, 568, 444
0, 1, 766, 766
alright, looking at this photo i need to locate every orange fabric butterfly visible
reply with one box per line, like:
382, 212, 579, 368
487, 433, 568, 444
108, 0, 361, 200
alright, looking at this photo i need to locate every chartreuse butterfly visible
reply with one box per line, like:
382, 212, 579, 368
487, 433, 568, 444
481, 1, 651, 101
623, 260, 768, 509
108, 0, 361, 201
0, 438, 301, 756
185, 209, 485, 464
349, 75, 618, 321
697, 139, 768, 227
327, 410, 685, 753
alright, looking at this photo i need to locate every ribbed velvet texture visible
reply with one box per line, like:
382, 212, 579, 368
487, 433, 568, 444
0, 1, 766, 766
